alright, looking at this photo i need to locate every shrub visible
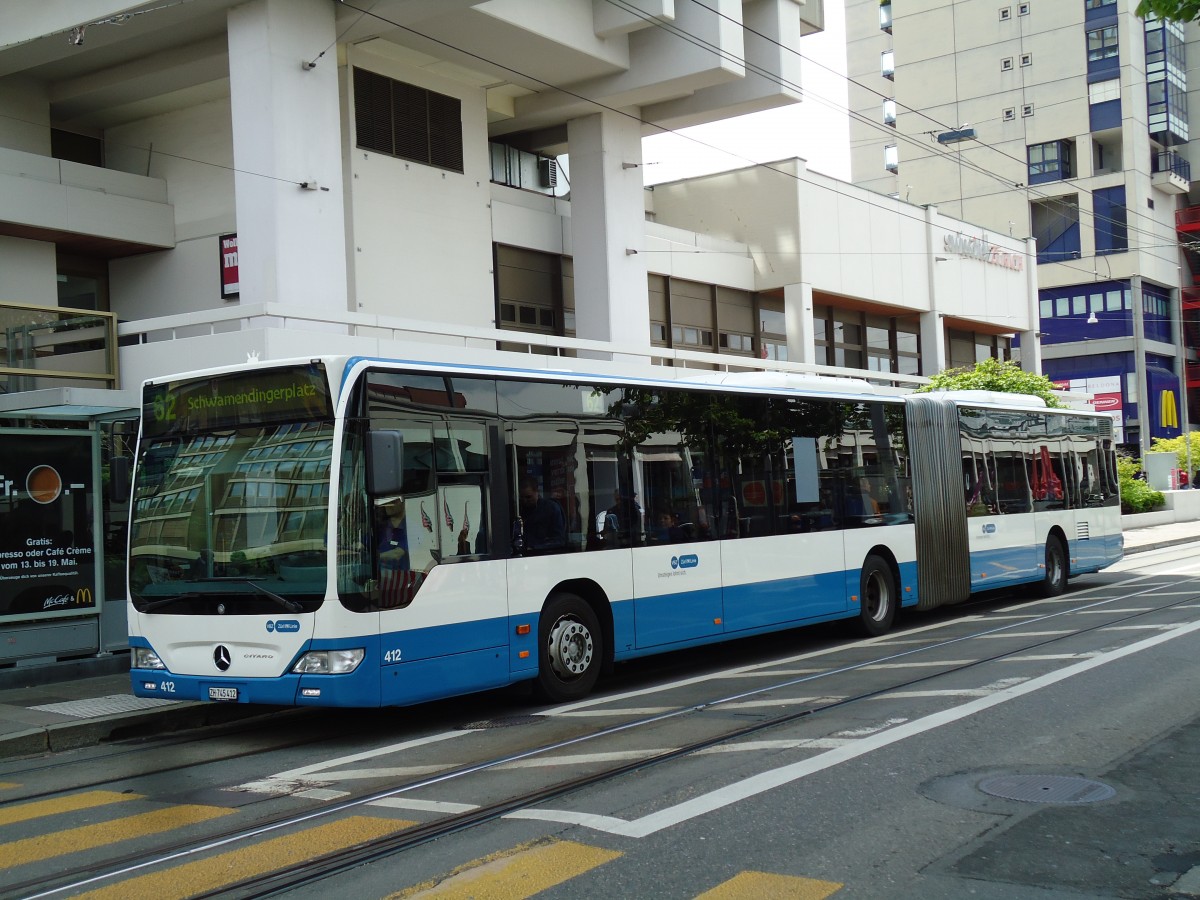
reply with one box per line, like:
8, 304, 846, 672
1149, 432, 1200, 477
1117, 456, 1164, 514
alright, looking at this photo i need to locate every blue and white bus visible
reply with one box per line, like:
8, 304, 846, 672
126, 355, 1122, 707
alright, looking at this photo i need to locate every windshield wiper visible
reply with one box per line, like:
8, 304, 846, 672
137, 582, 303, 614
141, 592, 205, 612
239, 580, 304, 613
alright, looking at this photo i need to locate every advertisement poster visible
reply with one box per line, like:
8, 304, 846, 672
0, 434, 97, 621
220, 232, 239, 299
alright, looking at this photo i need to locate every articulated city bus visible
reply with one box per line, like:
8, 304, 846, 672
127, 355, 1122, 707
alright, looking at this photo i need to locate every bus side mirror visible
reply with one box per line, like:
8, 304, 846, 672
368, 430, 405, 496
109, 456, 131, 502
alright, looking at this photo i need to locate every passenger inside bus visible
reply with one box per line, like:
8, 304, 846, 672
517, 476, 567, 551
375, 494, 410, 570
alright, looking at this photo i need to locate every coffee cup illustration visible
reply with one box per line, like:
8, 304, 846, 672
27, 465, 63, 504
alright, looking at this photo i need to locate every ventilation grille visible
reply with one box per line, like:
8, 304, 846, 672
1077, 521, 1091, 541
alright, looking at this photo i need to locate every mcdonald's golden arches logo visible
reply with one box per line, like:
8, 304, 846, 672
75, 587, 93, 606
1161, 389, 1179, 429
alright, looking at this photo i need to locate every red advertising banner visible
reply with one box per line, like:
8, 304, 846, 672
220, 233, 239, 299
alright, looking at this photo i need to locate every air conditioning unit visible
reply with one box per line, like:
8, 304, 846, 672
538, 158, 557, 189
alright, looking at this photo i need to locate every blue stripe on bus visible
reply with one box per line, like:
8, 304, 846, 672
130, 556, 925, 709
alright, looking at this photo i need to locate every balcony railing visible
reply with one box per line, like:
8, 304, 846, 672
1153, 148, 1191, 181
0, 302, 118, 395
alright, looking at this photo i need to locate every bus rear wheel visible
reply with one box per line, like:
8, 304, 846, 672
535, 593, 602, 702
1037, 536, 1068, 597
858, 555, 897, 637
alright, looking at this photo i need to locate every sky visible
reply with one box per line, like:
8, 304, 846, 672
641, 0, 851, 186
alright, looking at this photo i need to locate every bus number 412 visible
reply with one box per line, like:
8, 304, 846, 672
383, 649, 402, 664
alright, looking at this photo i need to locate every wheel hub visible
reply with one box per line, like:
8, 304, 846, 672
548, 618, 593, 677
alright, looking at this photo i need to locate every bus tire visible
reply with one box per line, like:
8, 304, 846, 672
858, 555, 897, 637
535, 593, 602, 702
1037, 536, 1068, 597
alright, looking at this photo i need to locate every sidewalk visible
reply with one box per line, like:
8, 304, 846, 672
0, 518, 1196, 762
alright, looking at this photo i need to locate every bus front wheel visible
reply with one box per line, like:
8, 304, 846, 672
858, 555, 897, 637
1037, 536, 1068, 597
535, 593, 602, 702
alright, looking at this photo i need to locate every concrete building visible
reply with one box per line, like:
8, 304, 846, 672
846, 0, 1194, 457
0, 0, 1032, 671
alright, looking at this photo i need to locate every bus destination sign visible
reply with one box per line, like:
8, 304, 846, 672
143, 362, 333, 437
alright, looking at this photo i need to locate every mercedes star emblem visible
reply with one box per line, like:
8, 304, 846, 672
213, 645, 232, 672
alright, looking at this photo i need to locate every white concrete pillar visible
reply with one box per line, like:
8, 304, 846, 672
784, 282, 818, 365
567, 111, 650, 355
1019, 236, 1042, 373
227, 0, 347, 312
920, 311, 946, 374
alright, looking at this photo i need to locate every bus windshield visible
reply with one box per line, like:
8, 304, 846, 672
129, 422, 334, 609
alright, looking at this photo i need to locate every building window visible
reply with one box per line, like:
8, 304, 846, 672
999, 6, 1011, 19
1028, 140, 1072, 183
1018, 2, 1030, 14
1003, 107, 1016, 121
1088, 78, 1120, 104
1020, 52, 1033, 66
1093, 185, 1128, 255
881, 49, 895, 80
1086, 0, 1115, 7
1087, 26, 1118, 62
1031, 195, 1081, 264
1001, 57, 1014, 71
1022, 103, 1035, 117
353, 68, 464, 173
883, 99, 897, 126
884, 144, 899, 172
880, 0, 892, 32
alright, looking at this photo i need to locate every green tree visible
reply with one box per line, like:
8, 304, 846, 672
1135, 0, 1200, 22
915, 358, 1065, 408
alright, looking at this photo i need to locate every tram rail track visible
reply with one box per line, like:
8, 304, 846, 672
13, 565, 1200, 900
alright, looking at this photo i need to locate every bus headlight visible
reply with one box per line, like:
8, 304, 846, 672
134, 647, 166, 670
292, 649, 365, 675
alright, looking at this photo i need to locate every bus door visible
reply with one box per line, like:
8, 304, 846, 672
965, 441, 1038, 588
631, 442, 723, 648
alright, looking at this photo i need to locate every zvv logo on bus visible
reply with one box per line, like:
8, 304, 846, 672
266, 620, 301, 633
671, 554, 699, 570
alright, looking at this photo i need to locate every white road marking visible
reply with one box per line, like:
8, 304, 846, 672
506, 619, 1200, 837
370, 797, 478, 814
696, 738, 851, 754
832, 718, 908, 737
296, 788, 349, 800
1074, 608, 1154, 613
231, 730, 474, 794
556, 707, 676, 717
500, 750, 667, 769
715, 697, 841, 710
1104, 624, 1180, 631
978, 630, 1074, 637
864, 660, 974, 669
1002, 653, 1099, 661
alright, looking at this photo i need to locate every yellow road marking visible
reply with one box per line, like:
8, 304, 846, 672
77, 815, 416, 900
390, 839, 622, 899
696, 871, 843, 899
2, 805, 233, 869
0, 782, 18, 791
0, 790, 140, 827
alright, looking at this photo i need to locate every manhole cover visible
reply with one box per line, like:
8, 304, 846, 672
978, 775, 1115, 804
460, 715, 544, 729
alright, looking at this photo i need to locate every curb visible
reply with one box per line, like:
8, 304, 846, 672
0, 702, 290, 761
1123, 535, 1198, 555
